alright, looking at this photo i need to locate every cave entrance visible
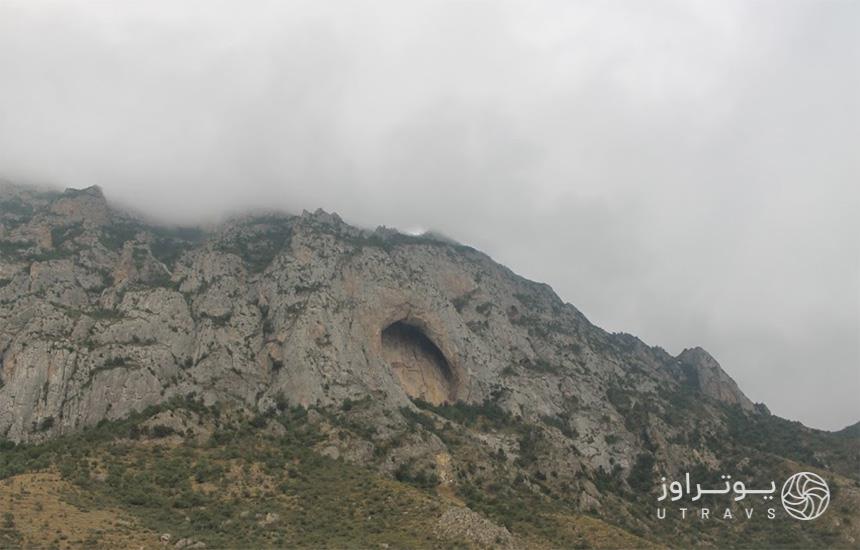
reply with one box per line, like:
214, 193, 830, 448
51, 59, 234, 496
381, 321, 455, 405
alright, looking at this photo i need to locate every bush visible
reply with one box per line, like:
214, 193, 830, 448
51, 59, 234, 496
394, 462, 439, 489
627, 452, 656, 493
149, 425, 176, 438
411, 398, 513, 430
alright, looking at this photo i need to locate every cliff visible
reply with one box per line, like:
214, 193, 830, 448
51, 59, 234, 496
1, 183, 857, 548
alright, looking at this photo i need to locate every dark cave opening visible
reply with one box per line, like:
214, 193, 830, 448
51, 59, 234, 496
381, 321, 455, 405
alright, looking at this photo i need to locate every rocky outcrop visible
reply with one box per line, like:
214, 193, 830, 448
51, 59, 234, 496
673, 347, 755, 411
435, 506, 515, 548
0, 183, 759, 488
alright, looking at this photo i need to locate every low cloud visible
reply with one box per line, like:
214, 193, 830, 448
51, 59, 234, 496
0, 0, 857, 429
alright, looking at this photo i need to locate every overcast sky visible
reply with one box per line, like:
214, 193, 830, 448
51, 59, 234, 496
0, 1, 857, 430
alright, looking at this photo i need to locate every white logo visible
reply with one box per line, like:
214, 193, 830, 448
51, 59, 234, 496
781, 472, 830, 521
655, 471, 831, 522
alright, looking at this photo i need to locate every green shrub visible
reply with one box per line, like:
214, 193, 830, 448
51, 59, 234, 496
627, 452, 655, 493
411, 398, 514, 430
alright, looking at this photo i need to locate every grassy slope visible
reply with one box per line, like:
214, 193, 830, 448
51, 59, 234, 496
1, 399, 857, 549
1, 472, 158, 549
0, 401, 647, 549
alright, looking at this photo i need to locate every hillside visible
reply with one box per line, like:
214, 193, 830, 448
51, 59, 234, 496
1, 183, 858, 548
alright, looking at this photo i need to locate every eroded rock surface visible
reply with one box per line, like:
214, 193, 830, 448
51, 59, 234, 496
0, 183, 758, 478
382, 321, 457, 405
2, 182, 857, 550
674, 347, 754, 411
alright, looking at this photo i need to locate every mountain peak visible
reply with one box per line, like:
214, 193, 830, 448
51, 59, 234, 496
50, 185, 110, 226
62, 184, 104, 198
675, 347, 754, 411
1, 181, 858, 548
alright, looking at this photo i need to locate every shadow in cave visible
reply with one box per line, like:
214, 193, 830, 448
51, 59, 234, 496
381, 321, 455, 405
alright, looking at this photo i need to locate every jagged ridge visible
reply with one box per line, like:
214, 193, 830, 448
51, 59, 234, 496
1, 183, 858, 548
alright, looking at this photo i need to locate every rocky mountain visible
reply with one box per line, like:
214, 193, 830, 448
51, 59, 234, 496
1, 182, 858, 548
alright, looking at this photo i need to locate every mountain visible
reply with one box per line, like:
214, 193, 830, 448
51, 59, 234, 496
1, 183, 858, 548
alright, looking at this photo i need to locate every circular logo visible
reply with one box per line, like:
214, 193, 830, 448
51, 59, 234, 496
781, 472, 830, 520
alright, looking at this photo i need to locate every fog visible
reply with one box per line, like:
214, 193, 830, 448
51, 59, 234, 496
0, 1, 857, 430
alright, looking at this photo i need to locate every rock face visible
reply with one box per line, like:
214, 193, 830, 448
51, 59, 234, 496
5, 183, 860, 550
674, 347, 755, 411
0, 183, 757, 468
381, 321, 458, 405
435, 506, 514, 548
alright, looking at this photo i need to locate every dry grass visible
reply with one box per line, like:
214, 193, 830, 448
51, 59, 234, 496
551, 513, 665, 549
0, 471, 159, 549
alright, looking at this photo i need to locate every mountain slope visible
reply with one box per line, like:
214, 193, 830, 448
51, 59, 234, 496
1, 183, 858, 548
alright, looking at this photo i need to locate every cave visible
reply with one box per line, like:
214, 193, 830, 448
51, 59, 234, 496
381, 321, 456, 405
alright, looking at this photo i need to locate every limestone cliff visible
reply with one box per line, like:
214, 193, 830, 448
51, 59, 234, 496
1, 184, 764, 471
4, 183, 860, 549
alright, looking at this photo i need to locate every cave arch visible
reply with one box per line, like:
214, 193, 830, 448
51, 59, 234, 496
381, 321, 456, 405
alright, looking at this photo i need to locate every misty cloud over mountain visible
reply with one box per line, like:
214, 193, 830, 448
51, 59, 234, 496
0, 1, 857, 429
